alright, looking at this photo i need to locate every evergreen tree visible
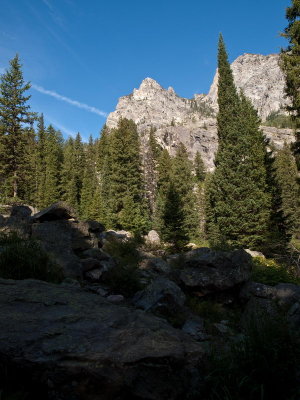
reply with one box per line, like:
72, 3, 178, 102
161, 182, 189, 252
274, 142, 300, 236
43, 126, 63, 206
61, 133, 84, 209
106, 118, 149, 232
172, 143, 199, 241
95, 125, 113, 226
73, 132, 84, 203
0, 54, 36, 198
194, 151, 206, 182
80, 136, 98, 220
264, 143, 290, 254
206, 36, 270, 250
61, 137, 78, 208
153, 149, 173, 232
281, 0, 300, 169
35, 114, 47, 207
21, 126, 37, 204
144, 128, 161, 215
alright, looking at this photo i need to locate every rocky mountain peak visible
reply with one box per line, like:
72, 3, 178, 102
106, 53, 295, 171
138, 77, 162, 91
206, 53, 290, 120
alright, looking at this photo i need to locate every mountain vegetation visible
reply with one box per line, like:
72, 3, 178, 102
0, 4, 298, 256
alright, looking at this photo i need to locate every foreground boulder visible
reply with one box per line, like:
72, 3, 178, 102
31, 201, 76, 222
133, 277, 186, 316
240, 281, 300, 329
179, 248, 252, 295
30, 203, 105, 279
0, 205, 33, 238
0, 278, 204, 400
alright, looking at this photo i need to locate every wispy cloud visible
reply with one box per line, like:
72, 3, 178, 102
44, 114, 77, 138
42, 0, 53, 11
32, 84, 107, 117
25, 1, 90, 72
0, 67, 4, 74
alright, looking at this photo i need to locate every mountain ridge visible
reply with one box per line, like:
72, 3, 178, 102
106, 53, 295, 170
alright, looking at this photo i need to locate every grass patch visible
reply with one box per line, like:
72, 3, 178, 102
203, 313, 300, 400
0, 232, 63, 283
186, 297, 226, 323
251, 256, 300, 286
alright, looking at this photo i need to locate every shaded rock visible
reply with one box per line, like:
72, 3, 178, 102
10, 205, 32, 218
81, 257, 103, 273
0, 278, 204, 400
179, 248, 252, 295
133, 277, 186, 316
82, 248, 114, 263
0, 205, 33, 238
107, 294, 125, 303
182, 317, 209, 341
70, 220, 99, 251
139, 256, 171, 275
84, 268, 103, 282
214, 322, 231, 335
240, 281, 276, 300
241, 297, 280, 329
31, 221, 82, 279
60, 278, 81, 288
287, 302, 300, 329
274, 283, 300, 307
84, 220, 105, 233
32, 202, 76, 222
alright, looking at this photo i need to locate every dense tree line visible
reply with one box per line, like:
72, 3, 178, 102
0, 0, 299, 255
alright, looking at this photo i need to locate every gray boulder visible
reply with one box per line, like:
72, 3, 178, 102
240, 281, 276, 300
0, 205, 33, 238
133, 277, 186, 318
32, 201, 76, 222
179, 248, 252, 295
31, 221, 82, 279
139, 256, 171, 275
145, 229, 160, 244
182, 317, 209, 341
0, 278, 204, 400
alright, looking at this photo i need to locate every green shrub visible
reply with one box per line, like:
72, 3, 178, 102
102, 237, 143, 297
264, 111, 297, 129
251, 256, 300, 286
204, 314, 300, 400
0, 233, 63, 283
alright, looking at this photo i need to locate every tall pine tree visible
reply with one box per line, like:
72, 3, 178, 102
106, 118, 149, 232
274, 142, 300, 237
0, 54, 36, 199
43, 125, 63, 206
206, 36, 270, 250
281, 0, 300, 169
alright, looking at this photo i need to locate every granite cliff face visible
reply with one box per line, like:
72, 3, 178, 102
106, 53, 294, 171
205, 53, 290, 120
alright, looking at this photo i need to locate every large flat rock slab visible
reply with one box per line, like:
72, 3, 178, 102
0, 278, 204, 399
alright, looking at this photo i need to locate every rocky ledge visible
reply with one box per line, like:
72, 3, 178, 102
0, 278, 204, 400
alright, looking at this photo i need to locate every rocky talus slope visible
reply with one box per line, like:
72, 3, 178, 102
106, 54, 295, 171
1, 203, 300, 399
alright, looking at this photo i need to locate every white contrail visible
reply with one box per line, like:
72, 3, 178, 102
32, 84, 108, 117
44, 114, 77, 138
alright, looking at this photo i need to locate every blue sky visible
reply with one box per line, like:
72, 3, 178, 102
0, 0, 290, 141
